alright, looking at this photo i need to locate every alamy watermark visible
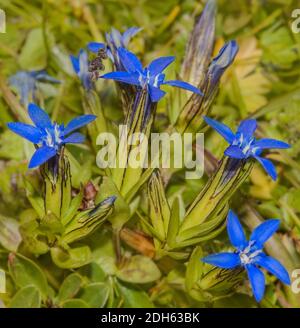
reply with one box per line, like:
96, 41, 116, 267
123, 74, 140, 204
291, 9, 300, 33
96, 126, 205, 179
0, 9, 5, 33
291, 269, 300, 294
0, 269, 5, 293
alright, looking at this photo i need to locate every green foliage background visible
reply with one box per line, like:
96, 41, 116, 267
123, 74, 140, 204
0, 0, 300, 308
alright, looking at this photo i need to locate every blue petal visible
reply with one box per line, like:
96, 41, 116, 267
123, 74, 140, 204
7, 122, 42, 143
79, 49, 89, 74
148, 85, 166, 102
201, 252, 240, 269
110, 28, 123, 47
203, 116, 235, 143
118, 47, 143, 73
250, 219, 280, 247
254, 138, 290, 150
245, 264, 265, 302
148, 56, 175, 76
70, 55, 80, 74
255, 255, 291, 285
34, 70, 60, 83
100, 195, 117, 206
29, 146, 57, 168
100, 71, 140, 86
254, 155, 277, 181
227, 210, 247, 250
208, 40, 239, 84
162, 80, 203, 96
9, 71, 36, 107
237, 119, 257, 139
87, 42, 105, 53
211, 40, 239, 70
63, 132, 85, 144
64, 115, 96, 135
122, 27, 141, 46
224, 145, 247, 159
28, 103, 52, 129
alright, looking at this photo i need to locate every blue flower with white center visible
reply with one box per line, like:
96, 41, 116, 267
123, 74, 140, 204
70, 49, 93, 90
203, 117, 290, 180
7, 103, 96, 168
100, 47, 203, 102
9, 70, 60, 107
88, 27, 141, 68
202, 210, 291, 302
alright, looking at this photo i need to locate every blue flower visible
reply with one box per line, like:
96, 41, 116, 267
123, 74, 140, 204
7, 103, 96, 168
70, 49, 93, 90
203, 117, 290, 180
208, 40, 239, 86
100, 47, 203, 102
202, 210, 291, 302
9, 70, 60, 107
88, 27, 141, 68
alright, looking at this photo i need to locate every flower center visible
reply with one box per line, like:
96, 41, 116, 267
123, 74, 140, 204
238, 241, 262, 265
142, 70, 164, 89
233, 133, 255, 157
42, 124, 62, 149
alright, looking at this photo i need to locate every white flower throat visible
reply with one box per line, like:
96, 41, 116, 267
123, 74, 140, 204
238, 241, 262, 265
43, 124, 62, 149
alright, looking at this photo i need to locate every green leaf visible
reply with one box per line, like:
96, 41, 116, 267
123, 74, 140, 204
112, 91, 155, 197
39, 212, 64, 234
61, 196, 115, 244
180, 158, 252, 231
116, 255, 161, 284
0, 131, 24, 160
51, 246, 91, 269
125, 166, 155, 203
43, 154, 71, 219
57, 273, 83, 303
0, 216, 22, 252
198, 267, 244, 295
8, 253, 49, 298
24, 178, 45, 219
137, 211, 165, 242
18, 28, 53, 70
213, 293, 257, 308
148, 170, 171, 240
79, 282, 109, 308
91, 230, 117, 276
10, 286, 41, 308
79, 262, 107, 283
26, 196, 45, 220
83, 90, 108, 143
178, 204, 228, 242
96, 176, 130, 230
61, 299, 89, 308
117, 282, 154, 308
166, 197, 180, 248
185, 246, 203, 292
61, 190, 83, 226
21, 234, 49, 256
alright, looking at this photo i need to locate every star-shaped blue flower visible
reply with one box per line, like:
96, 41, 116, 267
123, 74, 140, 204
203, 117, 290, 180
9, 70, 60, 107
7, 103, 96, 168
100, 47, 203, 102
70, 49, 93, 90
202, 210, 291, 302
